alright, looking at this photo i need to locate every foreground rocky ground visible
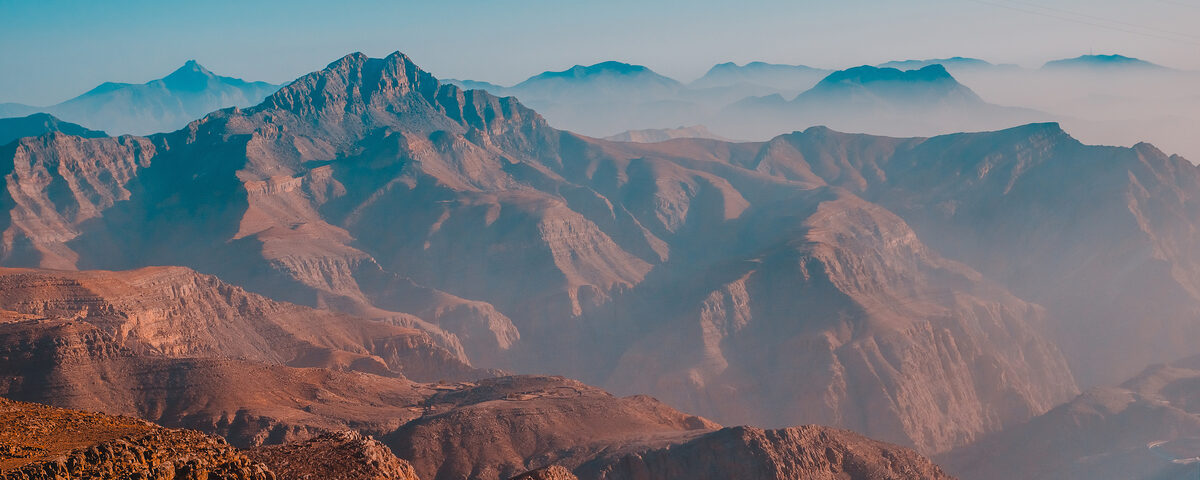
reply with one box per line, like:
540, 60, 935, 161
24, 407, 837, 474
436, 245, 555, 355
0, 396, 953, 479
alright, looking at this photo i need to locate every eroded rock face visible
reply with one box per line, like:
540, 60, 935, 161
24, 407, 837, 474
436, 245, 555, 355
581, 426, 956, 480
0, 266, 486, 382
247, 431, 419, 480
0, 397, 275, 480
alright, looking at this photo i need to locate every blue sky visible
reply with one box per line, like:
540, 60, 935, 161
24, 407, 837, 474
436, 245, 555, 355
1, 0, 1198, 105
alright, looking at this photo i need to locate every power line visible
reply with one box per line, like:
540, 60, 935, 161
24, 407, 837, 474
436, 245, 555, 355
1002, 0, 1200, 40
967, 0, 1200, 46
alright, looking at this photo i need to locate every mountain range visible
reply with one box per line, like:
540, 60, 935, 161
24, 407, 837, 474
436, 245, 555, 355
2, 49, 1200, 479
443, 58, 1058, 141
0, 60, 279, 136
715, 64, 1049, 138
0, 51, 1097, 454
443, 53, 1199, 161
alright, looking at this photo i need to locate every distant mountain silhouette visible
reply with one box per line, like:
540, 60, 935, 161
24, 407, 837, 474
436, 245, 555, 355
603, 125, 729, 143
0, 60, 279, 135
0, 113, 106, 145
717, 64, 1049, 138
509, 61, 685, 104
1042, 54, 1167, 71
797, 64, 983, 105
877, 57, 1004, 71
689, 61, 831, 91
443, 61, 699, 136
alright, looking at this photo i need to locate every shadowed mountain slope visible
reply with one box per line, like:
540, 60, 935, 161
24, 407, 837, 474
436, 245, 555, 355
0, 113, 107, 146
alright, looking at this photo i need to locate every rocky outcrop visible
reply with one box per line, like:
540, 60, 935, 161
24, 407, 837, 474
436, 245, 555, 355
0, 397, 274, 480
509, 466, 578, 480
581, 426, 956, 480
247, 431, 419, 480
385, 376, 718, 480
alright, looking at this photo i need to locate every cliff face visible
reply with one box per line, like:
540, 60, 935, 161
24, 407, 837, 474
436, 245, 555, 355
0, 266, 484, 382
0, 51, 1084, 454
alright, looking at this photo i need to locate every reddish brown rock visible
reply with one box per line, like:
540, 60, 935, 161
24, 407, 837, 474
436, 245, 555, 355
247, 431, 419, 480
509, 465, 578, 480
0, 397, 275, 480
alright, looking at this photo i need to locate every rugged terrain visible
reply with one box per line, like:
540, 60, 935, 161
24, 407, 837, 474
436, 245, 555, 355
247, 431, 420, 480
0, 397, 274, 479
0, 51, 1091, 454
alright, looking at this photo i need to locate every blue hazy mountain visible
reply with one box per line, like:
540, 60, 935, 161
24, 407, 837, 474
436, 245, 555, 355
0, 113, 107, 146
717, 64, 1049, 138
689, 61, 831, 91
509, 61, 686, 102
0, 61, 279, 135
797, 64, 984, 105
445, 61, 700, 136
877, 57, 1013, 72
1042, 54, 1168, 71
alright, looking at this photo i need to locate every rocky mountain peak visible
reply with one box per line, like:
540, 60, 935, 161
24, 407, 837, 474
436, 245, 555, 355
259, 50, 437, 116
161, 59, 219, 91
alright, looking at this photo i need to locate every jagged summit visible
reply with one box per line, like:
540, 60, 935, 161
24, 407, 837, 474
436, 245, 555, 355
254, 50, 547, 144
